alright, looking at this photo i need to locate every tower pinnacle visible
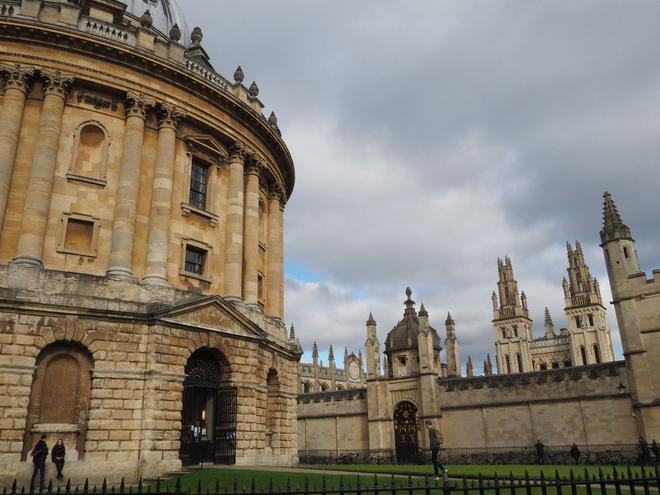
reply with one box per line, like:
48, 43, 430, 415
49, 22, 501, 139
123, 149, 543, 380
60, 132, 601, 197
600, 192, 632, 243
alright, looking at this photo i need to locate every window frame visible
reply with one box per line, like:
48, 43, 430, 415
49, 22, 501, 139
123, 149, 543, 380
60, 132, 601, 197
180, 138, 223, 227
179, 237, 213, 283
66, 120, 110, 187
56, 212, 101, 258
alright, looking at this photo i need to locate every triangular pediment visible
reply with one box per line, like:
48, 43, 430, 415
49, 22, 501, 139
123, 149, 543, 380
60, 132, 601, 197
154, 296, 266, 340
184, 135, 227, 161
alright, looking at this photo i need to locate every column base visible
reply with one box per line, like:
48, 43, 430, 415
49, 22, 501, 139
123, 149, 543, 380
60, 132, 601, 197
9, 256, 43, 268
106, 267, 138, 282
142, 274, 171, 287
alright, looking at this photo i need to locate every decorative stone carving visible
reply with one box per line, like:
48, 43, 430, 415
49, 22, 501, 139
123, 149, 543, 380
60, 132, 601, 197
268, 182, 284, 202
233, 66, 244, 83
248, 81, 259, 97
169, 23, 181, 42
190, 26, 203, 45
245, 158, 262, 177
140, 10, 153, 28
156, 102, 186, 129
125, 91, 156, 119
39, 69, 74, 99
0, 64, 34, 94
228, 140, 247, 161
76, 88, 118, 111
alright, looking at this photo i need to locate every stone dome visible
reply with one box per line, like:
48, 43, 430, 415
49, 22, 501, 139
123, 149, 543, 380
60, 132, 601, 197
123, 0, 191, 44
384, 288, 441, 353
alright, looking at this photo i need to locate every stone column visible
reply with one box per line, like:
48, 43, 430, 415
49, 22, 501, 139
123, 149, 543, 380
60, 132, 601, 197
143, 103, 185, 286
0, 64, 34, 235
265, 184, 284, 319
242, 157, 261, 305
13, 69, 73, 267
223, 142, 247, 299
106, 91, 155, 280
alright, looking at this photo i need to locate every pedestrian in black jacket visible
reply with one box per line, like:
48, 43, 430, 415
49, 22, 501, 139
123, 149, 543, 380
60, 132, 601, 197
651, 440, 659, 464
535, 440, 545, 464
570, 443, 581, 464
640, 437, 650, 465
30, 434, 48, 493
51, 438, 65, 480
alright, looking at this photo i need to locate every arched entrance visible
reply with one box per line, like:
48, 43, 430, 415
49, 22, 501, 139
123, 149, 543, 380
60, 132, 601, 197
393, 401, 419, 464
179, 348, 236, 466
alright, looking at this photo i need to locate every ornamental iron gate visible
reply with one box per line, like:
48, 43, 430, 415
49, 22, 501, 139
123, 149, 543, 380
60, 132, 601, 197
180, 349, 236, 466
393, 401, 419, 464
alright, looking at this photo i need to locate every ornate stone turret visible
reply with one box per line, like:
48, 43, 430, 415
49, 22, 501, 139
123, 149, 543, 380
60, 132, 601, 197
312, 341, 319, 368
444, 312, 460, 377
544, 308, 555, 339
417, 302, 436, 373
492, 258, 533, 374
485, 353, 493, 375
365, 312, 381, 379
384, 288, 441, 378
466, 355, 474, 377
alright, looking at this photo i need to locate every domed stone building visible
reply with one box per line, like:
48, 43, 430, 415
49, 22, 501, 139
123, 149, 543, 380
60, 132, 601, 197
0, 0, 300, 483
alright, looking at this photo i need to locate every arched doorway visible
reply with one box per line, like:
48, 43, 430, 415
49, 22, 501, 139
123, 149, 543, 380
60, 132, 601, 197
393, 401, 419, 463
23, 342, 93, 461
180, 348, 236, 466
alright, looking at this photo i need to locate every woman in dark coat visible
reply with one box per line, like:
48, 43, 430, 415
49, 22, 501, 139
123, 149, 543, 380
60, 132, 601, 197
51, 438, 65, 480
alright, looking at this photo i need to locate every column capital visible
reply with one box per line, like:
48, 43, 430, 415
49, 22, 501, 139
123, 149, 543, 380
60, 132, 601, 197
39, 69, 74, 99
1, 64, 34, 94
268, 182, 286, 205
157, 102, 186, 129
125, 90, 156, 119
228, 140, 251, 162
245, 155, 265, 177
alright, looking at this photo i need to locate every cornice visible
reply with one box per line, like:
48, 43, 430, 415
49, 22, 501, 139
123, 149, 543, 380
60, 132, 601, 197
0, 16, 294, 199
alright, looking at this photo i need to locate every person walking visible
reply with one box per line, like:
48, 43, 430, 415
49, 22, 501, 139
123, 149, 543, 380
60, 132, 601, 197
425, 420, 447, 483
570, 443, 581, 464
51, 438, 65, 481
651, 440, 659, 464
535, 439, 545, 465
639, 437, 650, 465
30, 434, 48, 493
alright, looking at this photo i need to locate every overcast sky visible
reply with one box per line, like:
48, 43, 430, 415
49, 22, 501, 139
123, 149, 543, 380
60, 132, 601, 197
184, 1, 660, 373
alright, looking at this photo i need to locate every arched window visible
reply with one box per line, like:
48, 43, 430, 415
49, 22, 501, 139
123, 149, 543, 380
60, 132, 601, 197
23, 342, 93, 461
513, 325, 518, 338
505, 355, 511, 374
580, 346, 587, 365
593, 344, 601, 364
539, 363, 548, 371
69, 122, 109, 184
303, 382, 312, 394
259, 200, 268, 246
336, 385, 345, 391
564, 360, 572, 367
320, 382, 330, 392
552, 361, 559, 369
516, 353, 523, 373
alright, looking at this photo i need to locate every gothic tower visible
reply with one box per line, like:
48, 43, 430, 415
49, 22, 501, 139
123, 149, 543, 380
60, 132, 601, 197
492, 257, 533, 373
364, 313, 381, 379
563, 241, 614, 365
444, 312, 461, 377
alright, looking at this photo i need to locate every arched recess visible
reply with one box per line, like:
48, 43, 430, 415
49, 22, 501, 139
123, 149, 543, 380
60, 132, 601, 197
22, 342, 93, 461
265, 368, 281, 452
593, 344, 601, 364
302, 381, 313, 394
504, 355, 512, 374
393, 400, 419, 464
320, 382, 330, 392
516, 353, 523, 373
580, 346, 587, 365
68, 121, 110, 184
180, 347, 236, 466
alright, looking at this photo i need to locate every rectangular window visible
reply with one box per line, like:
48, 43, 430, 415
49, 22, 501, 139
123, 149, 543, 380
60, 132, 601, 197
258, 274, 264, 302
189, 160, 209, 210
588, 314, 594, 326
185, 245, 206, 275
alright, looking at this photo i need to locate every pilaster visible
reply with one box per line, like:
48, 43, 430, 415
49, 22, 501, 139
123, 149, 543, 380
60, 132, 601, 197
265, 183, 284, 319
242, 157, 262, 305
223, 142, 247, 299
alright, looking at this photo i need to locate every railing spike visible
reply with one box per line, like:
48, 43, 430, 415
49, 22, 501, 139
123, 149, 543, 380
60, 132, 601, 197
84, 479, 89, 494
196, 480, 202, 495
48, 480, 53, 493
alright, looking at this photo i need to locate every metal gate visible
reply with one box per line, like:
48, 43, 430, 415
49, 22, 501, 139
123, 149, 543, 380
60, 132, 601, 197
214, 387, 237, 464
180, 349, 236, 466
393, 401, 419, 464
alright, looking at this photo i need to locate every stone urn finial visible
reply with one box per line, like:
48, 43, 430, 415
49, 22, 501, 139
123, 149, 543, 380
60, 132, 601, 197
140, 10, 153, 28
169, 23, 181, 42
268, 111, 278, 126
248, 81, 259, 97
191, 26, 203, 45
233, 66, 244, 83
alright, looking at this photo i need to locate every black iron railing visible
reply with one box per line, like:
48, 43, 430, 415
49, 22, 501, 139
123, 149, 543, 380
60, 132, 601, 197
299, 444, 650, 465
4, 466, 660, 495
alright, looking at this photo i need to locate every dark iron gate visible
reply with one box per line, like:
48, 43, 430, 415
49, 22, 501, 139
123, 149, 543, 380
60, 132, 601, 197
214, 387, 237, 464
393, 401, 419, 464
180, 349, 236, 466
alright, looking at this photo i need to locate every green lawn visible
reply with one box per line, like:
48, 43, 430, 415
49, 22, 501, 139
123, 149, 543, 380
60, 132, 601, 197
306, 464, 658, 480
153, 466, 658, 495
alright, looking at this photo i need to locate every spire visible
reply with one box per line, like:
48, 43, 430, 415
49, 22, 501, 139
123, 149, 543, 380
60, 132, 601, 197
466, 355, 474, 377
289, 323, 295, 340
544, 307, 555, 339
418, 303, 428, 317
367, 312, 376, 325
328, 344, 334, 363
600, 191, 632, 243
486, 353, 493, 375
312, 341, 318, 359
344, 346, 348, 360
445, 312, 454, 325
